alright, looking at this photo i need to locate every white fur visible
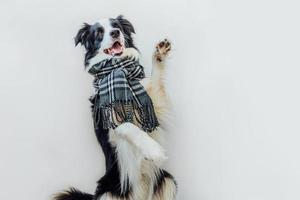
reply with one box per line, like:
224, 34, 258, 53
119, 47, 140, 61
153, 178, 177, 200
98, 193, 133, 200
90, 33, 175, 199
114, 123, 167, 165
109, 127, 142, 194
109, 122, 167, 198
86, 18, 126, 71
96, 18, 125, 53
86, 52, 112, 72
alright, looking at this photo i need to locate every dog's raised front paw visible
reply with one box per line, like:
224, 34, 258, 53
154, 39, 171, 62
141, 139, 168, 166
119, 47, 139, 61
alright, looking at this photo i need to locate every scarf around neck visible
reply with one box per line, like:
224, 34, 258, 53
88, 56, 159, 133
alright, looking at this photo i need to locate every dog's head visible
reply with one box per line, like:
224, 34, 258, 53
75, 15, 136, 66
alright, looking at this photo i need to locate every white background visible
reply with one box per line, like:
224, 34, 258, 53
1, 0, 300, 199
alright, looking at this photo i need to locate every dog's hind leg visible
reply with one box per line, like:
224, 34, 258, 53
152, 170, 177, 200
94, 161, 134, 200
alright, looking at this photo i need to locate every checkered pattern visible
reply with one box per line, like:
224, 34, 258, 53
89, 57, 159, 133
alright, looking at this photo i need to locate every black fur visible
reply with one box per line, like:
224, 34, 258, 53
74, 15, 137, 67
54, 114, 132, 200
56, 15, 176, 200
154, 170, 177, 195
54, 169, 176, 200
74, 22, 105, 67
93, 122, 131, 199
72, 15, 136, 200
110, 15, 136, 49
54, 188, 93, 200
94, 162, 131, 198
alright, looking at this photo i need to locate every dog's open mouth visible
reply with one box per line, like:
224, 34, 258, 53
104, 41, 124, 56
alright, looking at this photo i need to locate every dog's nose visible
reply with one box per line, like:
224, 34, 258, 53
110, 29, 120, 39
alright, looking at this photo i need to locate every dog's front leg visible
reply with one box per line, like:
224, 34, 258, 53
114, 122, 167, 166
151, 39, 171, 94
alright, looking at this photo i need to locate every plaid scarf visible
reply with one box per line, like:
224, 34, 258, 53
88, 57, 159, 133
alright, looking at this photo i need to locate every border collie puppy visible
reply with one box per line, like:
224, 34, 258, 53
54, 15, 177, 200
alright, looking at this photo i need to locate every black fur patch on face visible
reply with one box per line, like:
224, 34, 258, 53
75, 15, 137, 67
74, 22, 104, 66
110, 15, 136, 49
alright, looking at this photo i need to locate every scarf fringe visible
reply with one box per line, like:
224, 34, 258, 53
93, 100, 159, 133
89, 57, 159, 133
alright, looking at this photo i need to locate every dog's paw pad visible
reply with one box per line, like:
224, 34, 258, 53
154, 39, 172, 62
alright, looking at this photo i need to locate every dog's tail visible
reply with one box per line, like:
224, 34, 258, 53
53, 188, 93, 200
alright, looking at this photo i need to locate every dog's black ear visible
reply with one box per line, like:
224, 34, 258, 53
116, 15, 135, 34
74, 23, 91, 48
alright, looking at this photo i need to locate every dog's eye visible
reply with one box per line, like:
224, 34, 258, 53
111, 21, 119, 28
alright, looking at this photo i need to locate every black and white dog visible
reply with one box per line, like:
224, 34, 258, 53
55, 15, 176, 200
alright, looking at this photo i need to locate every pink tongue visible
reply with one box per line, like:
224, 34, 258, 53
108, 43, 123, 55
